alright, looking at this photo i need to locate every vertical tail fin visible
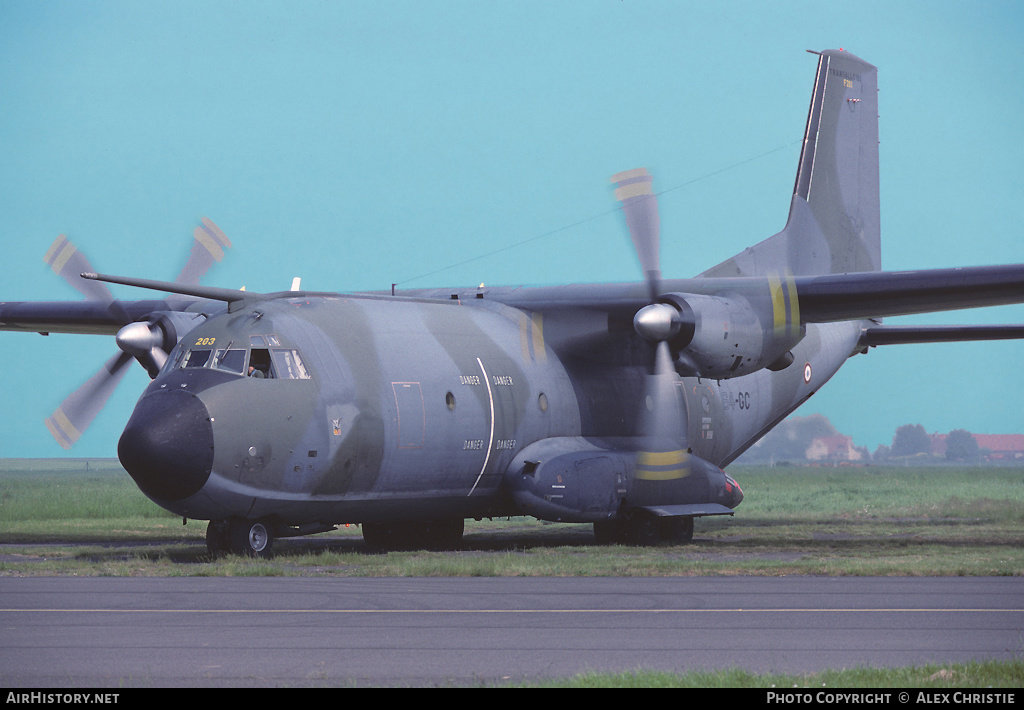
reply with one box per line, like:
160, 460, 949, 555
704, 49, 881, 277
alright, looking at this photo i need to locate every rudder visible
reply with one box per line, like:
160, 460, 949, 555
704, 49, 881, 277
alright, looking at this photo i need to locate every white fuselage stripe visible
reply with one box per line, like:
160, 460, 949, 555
469, 357, 495, 495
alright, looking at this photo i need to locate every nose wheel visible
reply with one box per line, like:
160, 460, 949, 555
206, 518, 276, 557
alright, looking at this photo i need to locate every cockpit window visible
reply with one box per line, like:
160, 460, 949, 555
249, 348, 273, 378
250, 334, 281, 347
165, 347, 186, 373
213, 348, 247, 374
177, 339, 310, 380
181, 349, 212, 368
271, 348, 311, 379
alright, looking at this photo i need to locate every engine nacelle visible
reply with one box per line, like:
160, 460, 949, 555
655, 292, 804, 379
503, 437, 743, 524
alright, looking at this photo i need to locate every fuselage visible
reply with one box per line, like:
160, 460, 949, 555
120, 294, 580, 524
117, 292, 863, 527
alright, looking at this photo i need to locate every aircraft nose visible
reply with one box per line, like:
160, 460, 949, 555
118, 390, 214, 501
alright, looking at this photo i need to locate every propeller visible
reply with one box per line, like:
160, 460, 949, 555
42, 219, 230, 449
45, 352, 133, 449
611, 168, 661, 301
611, 169, 689, 471
44, 234, 115, 302
175, 217, 233, 286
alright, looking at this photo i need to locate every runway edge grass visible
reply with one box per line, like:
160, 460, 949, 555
509, 660, 1024, 688
1, 461, 1023, 577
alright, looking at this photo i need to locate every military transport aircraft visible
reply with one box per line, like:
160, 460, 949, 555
2, 49, 1023, 556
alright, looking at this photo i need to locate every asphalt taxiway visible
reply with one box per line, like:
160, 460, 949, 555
1, 576, 1021, 687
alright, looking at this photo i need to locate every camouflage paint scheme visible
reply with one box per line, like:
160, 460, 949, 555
3, 50, 1023, 554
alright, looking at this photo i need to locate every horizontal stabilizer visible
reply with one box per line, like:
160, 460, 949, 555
860, 324, 1024, 346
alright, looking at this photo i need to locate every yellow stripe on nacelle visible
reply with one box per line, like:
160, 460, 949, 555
636, 449, 690, 480
768, 273, 786, 331
768, 272, 801, 337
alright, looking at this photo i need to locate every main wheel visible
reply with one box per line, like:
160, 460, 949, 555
621, 511, 660, 546
227, 517, 275, 557
423, 518, 464, 550
659, 516, 694, 544
593, 519, 624, 545
362, 519, 465, 552
361, 522, 401, 552
595, 514, 666, 545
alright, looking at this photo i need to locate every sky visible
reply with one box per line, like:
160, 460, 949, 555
1, 0, 1022, 459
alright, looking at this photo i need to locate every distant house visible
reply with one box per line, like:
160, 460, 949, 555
806, 435, 864, 462
930, 433, 1024, 462
976, 434, 1024, 461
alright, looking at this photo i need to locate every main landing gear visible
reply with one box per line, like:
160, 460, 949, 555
593, 511, 694, 546
360, 518, 465, 552
206, 516, 468, 556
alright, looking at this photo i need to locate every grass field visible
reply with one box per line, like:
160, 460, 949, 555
1, 459, 1021, 577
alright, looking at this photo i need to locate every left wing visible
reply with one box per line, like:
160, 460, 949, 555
0, 298, 202, 336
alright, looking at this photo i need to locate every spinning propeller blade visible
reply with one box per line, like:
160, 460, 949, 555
42, 220, 229, 448
44, 235, 114, 302
175, 218, 233, 286
613, 168, 689, 459
45, 352, 133, 449
611, 168, 661, 301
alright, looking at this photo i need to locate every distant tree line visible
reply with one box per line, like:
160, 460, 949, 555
736, 414, 855, 464
737, 416, 990, 465
873, 425, 981, 463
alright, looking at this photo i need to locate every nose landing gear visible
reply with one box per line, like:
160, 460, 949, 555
206, 517, 275, 557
